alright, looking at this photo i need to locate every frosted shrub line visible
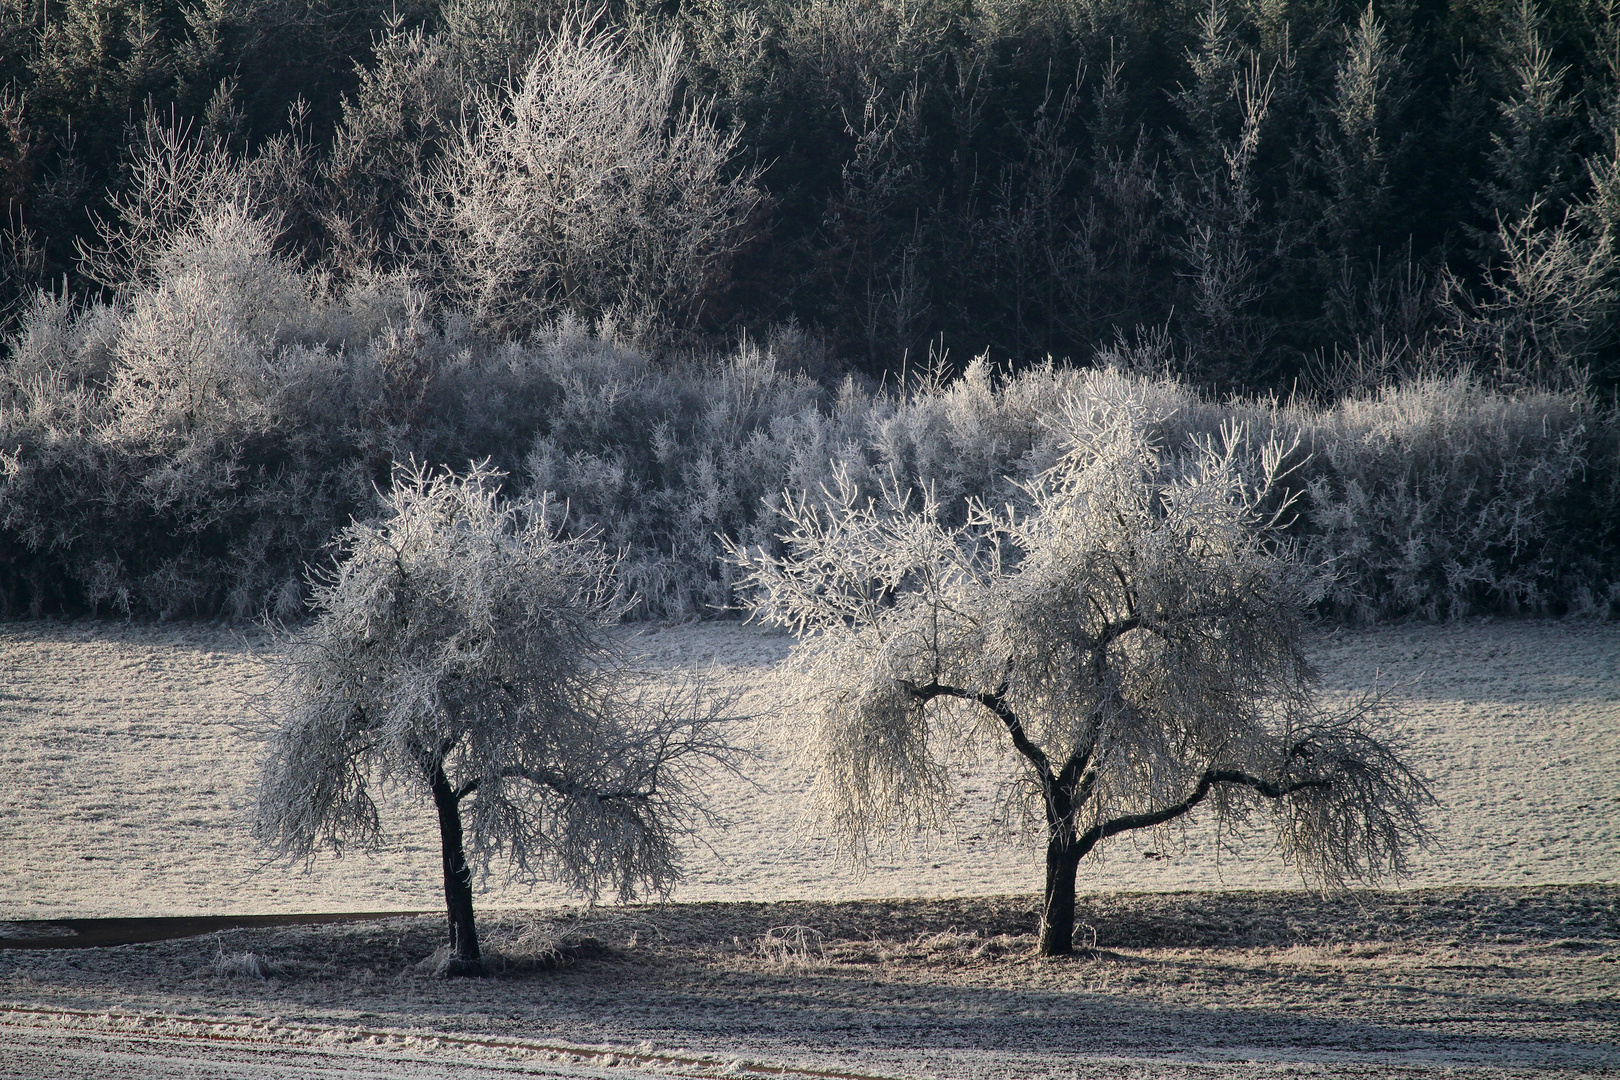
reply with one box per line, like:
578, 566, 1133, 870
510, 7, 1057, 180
0, 194, 1611, 623
0, 290, 1611, 620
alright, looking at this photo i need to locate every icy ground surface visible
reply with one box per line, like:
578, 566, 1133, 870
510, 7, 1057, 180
0, 617, 1615, 918
0, 617, 1615, 1078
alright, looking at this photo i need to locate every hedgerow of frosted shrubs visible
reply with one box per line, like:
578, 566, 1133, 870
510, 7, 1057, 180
0, 173, 1613, 621
0, 249, 1612, 619
4, 4, 1616, 622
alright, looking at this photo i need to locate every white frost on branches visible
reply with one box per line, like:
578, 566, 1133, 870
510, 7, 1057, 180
256, 461, 735, 901
410, 20, 764, 336
730, 388, 1431, 889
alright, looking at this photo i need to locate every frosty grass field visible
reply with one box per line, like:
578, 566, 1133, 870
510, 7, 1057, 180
0, 616, 1615, 1078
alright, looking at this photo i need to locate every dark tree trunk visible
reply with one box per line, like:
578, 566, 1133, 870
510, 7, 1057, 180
1031, 767, 1320, 955
1038, 830, 1083, 956
428, 761, 483, 976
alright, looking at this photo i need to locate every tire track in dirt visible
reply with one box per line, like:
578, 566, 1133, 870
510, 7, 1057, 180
0, 1004, 903, 1079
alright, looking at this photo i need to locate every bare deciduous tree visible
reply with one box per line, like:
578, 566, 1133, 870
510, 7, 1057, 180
409, 19, 765, 339
256, 462, 735, 975
1441, 198, 1616, 391
729, 389, 1432, 956
76, 116, 253, 292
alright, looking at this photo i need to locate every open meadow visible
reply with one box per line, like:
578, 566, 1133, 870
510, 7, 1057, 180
0, 616, 1615, 1077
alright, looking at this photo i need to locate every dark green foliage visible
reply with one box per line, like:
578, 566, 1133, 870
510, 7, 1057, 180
6, 0, 1620, 382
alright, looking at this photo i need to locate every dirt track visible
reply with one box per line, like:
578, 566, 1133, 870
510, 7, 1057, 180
0, 887, 1615, 1078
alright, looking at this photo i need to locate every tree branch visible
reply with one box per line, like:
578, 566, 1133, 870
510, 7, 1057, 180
1073, 768, 1331, 858
1090, 615, 1142, 651
1054, 737, 1094, 795
898, 678, 1053, 783
499, 765, 656, 803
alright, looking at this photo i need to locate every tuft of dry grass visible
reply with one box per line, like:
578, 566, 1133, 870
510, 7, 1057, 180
210, 944, 274, 980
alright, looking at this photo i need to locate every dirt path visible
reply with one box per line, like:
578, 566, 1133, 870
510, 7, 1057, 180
0, 1007, 819, 1079
0, 888, 1613, 1078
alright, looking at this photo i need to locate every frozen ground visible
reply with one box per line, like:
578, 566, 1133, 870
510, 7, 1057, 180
0, 617, 1615, 918
0, 617, 1615, 1078
0, 888, 1614, 1078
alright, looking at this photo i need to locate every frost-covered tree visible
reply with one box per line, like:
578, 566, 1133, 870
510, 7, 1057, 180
256, 462, 735, 975
1316, 3, 1413, 268
730, 390, 1431, 956
409, 19, 764, 338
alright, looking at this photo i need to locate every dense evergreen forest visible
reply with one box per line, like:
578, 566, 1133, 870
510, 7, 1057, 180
6, 0, 1620, 386
0, 0, 1617, 620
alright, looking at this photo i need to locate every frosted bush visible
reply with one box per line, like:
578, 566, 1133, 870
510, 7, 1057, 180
756, 925, 826, 966
104, 203, 317, 437
78, 118, 256, 292
1282, 375, 1592, 619
0, 291, 121, 396
410, 21, 764, 338
0, 197, 378, 616
0, 271, 1610, 620
520, 328, 838, 617
1440, 199, 1616, 392
212, 944, 273, 979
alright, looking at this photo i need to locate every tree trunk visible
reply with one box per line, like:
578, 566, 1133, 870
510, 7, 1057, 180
1038, 832, 1083, 956
428, 763, 483, 976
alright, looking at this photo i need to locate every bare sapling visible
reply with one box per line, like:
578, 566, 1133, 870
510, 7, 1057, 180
729, 390, 1432, 956
256, 461, 736, 975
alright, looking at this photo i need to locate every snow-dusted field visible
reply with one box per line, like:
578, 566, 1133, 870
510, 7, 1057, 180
0, 616, 1616, 1078
0, 617, 1615, 918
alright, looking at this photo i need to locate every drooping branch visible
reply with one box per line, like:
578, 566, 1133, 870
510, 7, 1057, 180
898, 678, 1053, 783
496, 722, 738, 804
450, 767, 647, 805
1073, 767, 1331, 859
502, 764, 658, 802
